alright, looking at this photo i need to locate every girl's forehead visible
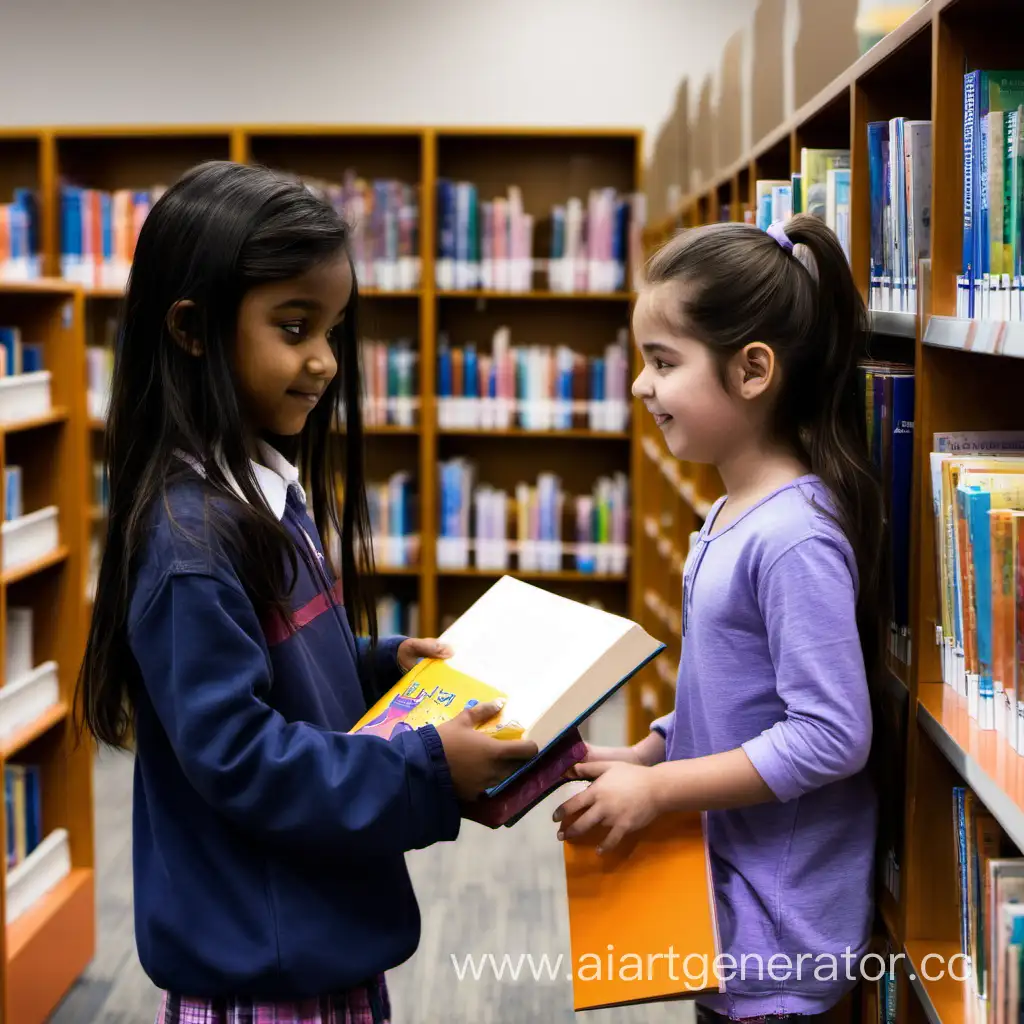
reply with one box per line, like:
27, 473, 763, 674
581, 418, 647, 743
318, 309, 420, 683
634, 281, 689, 336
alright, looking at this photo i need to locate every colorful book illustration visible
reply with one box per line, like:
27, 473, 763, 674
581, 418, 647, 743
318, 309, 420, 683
350, 575, 664, 810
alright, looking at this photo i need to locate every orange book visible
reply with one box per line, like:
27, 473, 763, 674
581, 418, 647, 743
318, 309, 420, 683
562, 798, 722, 1011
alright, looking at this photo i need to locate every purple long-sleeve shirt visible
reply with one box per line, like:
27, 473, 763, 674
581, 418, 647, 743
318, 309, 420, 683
651, 474, 876, 1019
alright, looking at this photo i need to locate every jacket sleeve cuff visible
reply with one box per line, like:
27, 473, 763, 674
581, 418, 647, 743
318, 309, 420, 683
741, 731, 802, 803
393, 724, 461, 846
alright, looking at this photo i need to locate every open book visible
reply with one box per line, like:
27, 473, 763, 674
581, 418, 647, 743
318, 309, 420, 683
349, 575, 665, 818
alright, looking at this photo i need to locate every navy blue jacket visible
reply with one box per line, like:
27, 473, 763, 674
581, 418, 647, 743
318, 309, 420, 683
126, 447, 461, 998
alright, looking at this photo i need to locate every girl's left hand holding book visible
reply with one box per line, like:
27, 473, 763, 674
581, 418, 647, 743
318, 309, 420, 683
552, 761, 659, 854
396, 637, 454, 671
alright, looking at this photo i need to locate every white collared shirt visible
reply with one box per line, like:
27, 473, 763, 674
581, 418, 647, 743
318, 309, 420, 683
175, 440, 306, 522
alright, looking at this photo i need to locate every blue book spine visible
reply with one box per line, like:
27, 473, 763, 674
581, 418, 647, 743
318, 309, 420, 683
964, 72, 978, 316
968, 488, 994, 712
890, 375, 915, 640
464, 344, 478, 399
438, 345, 452, 399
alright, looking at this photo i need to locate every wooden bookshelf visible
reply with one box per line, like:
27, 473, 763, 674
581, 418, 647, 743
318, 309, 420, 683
0, 280, 94, 1024
632, 1, 1024, 1021
0, 124, 645, 1019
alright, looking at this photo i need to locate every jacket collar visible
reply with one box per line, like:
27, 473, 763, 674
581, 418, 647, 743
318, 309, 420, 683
174, 440, 306, 522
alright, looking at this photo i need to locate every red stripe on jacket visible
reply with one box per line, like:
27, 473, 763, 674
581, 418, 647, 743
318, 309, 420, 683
263, 578, 344, 646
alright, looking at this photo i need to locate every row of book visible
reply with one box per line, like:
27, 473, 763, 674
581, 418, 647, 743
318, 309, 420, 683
5, 763, 44, 872
960, 72, 1024, 321
59, 184, 165, 290
869, 118, 932, 316
365, 473, 418, 569
953, 782, 1024, 1022
437, 328, 631, 433
930, 431, 1024, 744
358, 339, 419, 428
437, 460, 629, 575
0, 326, 43, 378
375, 595, 420, 639
4, 466, 23, 521
435, 180, 643, 294
751, 148, 852, 262
310, 173, 421, 292
0, 190, 40, 282
860, 362, 915, 667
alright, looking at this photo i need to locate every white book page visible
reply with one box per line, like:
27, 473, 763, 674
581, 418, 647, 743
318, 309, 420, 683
437, 576, 634, 731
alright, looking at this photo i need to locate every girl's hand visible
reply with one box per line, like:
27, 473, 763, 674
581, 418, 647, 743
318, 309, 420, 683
436, 700, 539, 801
552, 761, 660, 854
564, 743, 641, 780
397, 637, 453, 672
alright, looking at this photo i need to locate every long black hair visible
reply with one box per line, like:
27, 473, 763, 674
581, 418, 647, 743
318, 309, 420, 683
645, 215, 889, 784
76, 160, 377, 749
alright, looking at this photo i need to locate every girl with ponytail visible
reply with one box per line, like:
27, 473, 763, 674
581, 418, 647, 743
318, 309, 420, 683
554, 216, 885, 1022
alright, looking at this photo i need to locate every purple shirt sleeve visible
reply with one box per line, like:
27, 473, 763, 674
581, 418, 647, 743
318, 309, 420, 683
740, 534, 873, 804
650, 711, 675, 751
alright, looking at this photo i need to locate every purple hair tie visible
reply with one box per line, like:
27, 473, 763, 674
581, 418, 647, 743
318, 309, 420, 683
766, 220, 794, 252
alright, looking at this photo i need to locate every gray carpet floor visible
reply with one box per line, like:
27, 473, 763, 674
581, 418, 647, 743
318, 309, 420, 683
49, 693, 694, 1023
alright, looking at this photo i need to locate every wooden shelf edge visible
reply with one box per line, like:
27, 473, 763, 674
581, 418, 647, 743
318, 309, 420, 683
903, 940, 968, 1024
0, 407, 69, 435
438, 568, 628, 582
7, 866, 94, 961
436, 289, 635, 302
0, 278, 78, 296
1, 545, 70, 587
437, 427, 630, 440
917, 683, 1024, 852
0, 701, 69, 760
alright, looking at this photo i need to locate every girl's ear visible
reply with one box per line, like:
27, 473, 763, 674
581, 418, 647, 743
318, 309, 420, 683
166, 300, 203, 356
730, 342, 776, 401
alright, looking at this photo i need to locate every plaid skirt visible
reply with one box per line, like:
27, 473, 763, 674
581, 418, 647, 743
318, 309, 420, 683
154, 975, 390, 1024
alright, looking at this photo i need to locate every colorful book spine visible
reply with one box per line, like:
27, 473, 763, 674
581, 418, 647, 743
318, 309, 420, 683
375, 595, 420, 638
859, 362, 915, 666
366, 473, 418, 569
436, 328, 630, 433
436, 181, 644, 294
436, 459, 628, 575
0, 327, 44, 379
357, 339, 419, 428
959, 72, 1024, 320
314, 172, 420, 291
0, 189, 41, 282
3, 465, 22, 521
60, 184, 164, 289
865, 122, 931, 313
4, 763, 43, 870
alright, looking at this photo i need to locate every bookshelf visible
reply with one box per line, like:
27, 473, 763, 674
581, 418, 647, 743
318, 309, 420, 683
0, 122, 645, 1021
632, 1, 1024, 1021
0, 280, 94, 1024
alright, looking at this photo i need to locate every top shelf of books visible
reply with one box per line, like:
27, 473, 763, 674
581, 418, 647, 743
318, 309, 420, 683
0, 127, 646, 301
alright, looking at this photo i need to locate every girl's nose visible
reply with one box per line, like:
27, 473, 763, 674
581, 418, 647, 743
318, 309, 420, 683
631, 370, 651, 398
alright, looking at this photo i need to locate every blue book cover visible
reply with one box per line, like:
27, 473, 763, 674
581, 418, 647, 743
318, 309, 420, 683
890, 374, 915, 638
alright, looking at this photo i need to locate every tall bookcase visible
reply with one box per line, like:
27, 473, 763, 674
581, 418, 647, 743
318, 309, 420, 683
631, 2, 1024, 1021
0, 124, 644, 1021
0, 279, 94, 1024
